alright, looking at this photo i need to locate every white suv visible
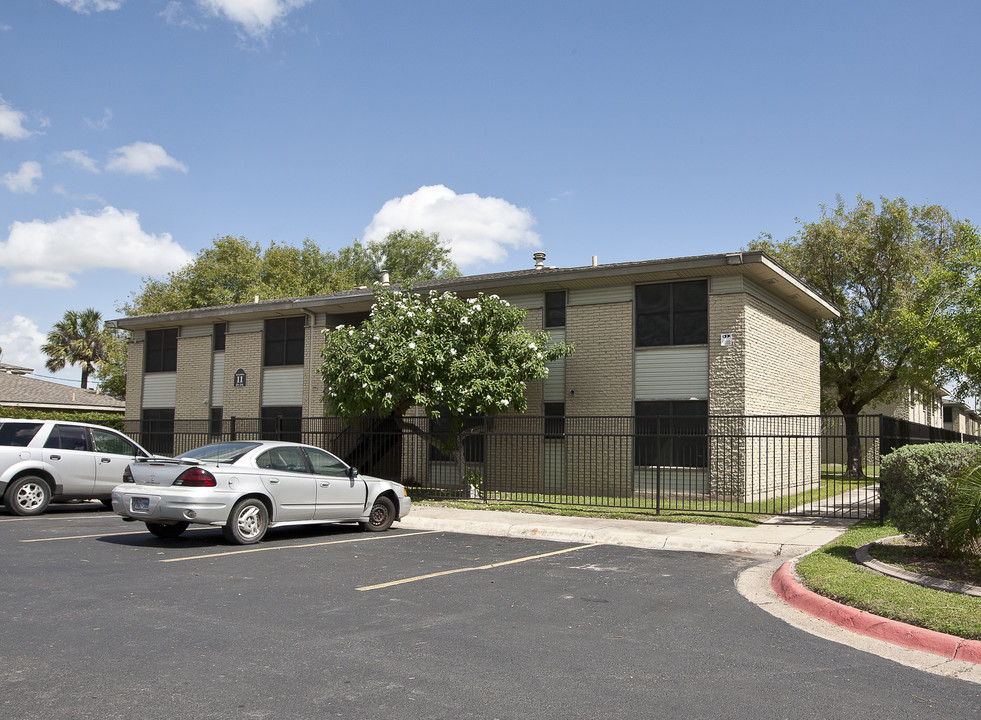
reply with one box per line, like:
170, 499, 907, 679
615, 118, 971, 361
0, 419, 154, 516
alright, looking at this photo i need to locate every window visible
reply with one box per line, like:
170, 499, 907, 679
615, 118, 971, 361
544, 290, 566, 328
0, 422, 42, 447
429, 410, 485, 463
91, 428, 142, 456
634, 401, 707, 468
635, 280, 707, 347
210, 408, 223, 438
304, 447, 349, 476
264, 317, 305, 367
43, 425, 91, 451
213, 323, 227, 352
144, 328, 178, 373
261, 406, 302, 442
544, 402, 565, 439
141, 409, 174, 456
256, 446, 309, 473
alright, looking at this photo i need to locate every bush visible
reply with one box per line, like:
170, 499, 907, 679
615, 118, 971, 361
0, 408, 125, 431
879, 443, 981, 555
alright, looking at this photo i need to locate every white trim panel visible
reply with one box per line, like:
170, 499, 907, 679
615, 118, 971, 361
211, 353, 225, 408
635, 347, 709, 400
261, 366, 304, 406
142, 373, 177, 409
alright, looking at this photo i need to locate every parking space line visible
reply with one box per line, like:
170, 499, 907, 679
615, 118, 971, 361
22, 530, 152, 542
357, 543, 602, 591
159, 530, 441, 562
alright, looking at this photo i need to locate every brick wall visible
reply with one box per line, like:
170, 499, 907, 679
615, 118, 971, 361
222, 330, 262, 419
124, 340, 144, 422
174, 335, 212, 422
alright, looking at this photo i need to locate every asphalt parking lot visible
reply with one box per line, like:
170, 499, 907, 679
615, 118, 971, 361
2, 504, 980, 720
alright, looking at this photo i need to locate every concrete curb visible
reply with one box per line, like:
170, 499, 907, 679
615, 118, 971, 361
771, 561, 981, 664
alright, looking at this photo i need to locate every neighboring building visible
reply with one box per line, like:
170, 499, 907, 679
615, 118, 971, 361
114, 251, 838, 501
944, 401, 981, 438
0, 364, 125, 414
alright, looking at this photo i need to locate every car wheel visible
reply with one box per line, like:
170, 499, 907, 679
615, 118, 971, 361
222, 498, 268, 544
4, 476, 51, 516
145, 522, 189, 539
359, 496, 396, 532
100, 498, 114, 509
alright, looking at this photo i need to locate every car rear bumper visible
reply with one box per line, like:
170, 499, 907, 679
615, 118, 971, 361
111, 485, 232, 526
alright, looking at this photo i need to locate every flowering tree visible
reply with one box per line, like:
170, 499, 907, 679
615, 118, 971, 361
320, 287, 573, 483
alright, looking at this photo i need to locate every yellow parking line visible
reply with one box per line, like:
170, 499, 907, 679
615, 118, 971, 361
357, 543, 602, 591
160, 529, 440, 563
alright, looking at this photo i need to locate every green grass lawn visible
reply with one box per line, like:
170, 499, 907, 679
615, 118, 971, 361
795, 520, 981, 640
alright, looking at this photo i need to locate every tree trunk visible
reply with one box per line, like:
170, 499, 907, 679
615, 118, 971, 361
843, 414, 865, 478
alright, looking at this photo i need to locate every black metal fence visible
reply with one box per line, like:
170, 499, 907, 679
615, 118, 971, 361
123, 413, 981, 520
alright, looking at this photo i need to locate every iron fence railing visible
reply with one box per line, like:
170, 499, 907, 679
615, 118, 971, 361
121, 413, 981, 520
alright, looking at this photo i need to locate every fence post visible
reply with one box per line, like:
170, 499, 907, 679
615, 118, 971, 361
230, 416, 237, 442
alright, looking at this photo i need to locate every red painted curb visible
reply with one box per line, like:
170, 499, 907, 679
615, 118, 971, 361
771, 561, 981, 664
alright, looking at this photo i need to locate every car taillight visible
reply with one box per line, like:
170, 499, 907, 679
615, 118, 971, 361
173, 467, 217, 487
122, 466, 135, 483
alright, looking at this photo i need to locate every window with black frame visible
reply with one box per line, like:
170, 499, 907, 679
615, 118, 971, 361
635, 280, 708, 347
141, 409, 175, 456
544, 290, 566, 328
144, 328, 178, 373
261, 406, 302, 443
634, 401, 708, 468
264, 317, 305, 367
544, 402, 565, 439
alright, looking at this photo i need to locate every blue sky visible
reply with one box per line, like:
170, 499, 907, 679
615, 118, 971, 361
2, 0, 980, 387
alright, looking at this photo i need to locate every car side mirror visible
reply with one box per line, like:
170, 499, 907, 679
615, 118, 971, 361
347, 466, 359, 480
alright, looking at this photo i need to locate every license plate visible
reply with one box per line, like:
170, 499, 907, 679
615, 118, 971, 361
131, 497, 150, 512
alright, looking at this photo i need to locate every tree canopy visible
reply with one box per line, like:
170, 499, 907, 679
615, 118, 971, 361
41, 308, 119, 390
122, 229, 459, 316
320, 287, 573, 480
750, 195, 981, 418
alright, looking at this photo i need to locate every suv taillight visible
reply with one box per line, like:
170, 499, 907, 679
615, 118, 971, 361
122, 466, 135, 483
173, 467, 217, 487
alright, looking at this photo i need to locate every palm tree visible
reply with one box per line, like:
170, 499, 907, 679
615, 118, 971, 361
41, 308, 111, 390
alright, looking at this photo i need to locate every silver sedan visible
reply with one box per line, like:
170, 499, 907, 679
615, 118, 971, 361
112, 440, 411, 544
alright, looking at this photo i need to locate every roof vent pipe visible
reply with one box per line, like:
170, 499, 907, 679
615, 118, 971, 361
592, 255, 598, 267
380, 269, 390, 286
533, 251, 546, 270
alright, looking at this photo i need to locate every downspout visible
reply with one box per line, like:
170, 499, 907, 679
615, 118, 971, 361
301, 308, 317, 418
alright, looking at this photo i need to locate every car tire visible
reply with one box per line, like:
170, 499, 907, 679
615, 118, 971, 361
100, 498, 114, 509
145, 522, 189, 539
4, 475, 52, 516
359, 495, 396, 532
222, 498, 269, 545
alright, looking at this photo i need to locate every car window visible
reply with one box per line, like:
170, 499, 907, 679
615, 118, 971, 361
304, 447, 349, 476
0, 422, 43, 447
43, 425, 90, 451
256, 446, 310, 473
91, 429, 139, 456
180, 442, 260, 463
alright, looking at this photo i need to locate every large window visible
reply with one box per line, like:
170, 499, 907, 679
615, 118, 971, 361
141, 409, 174, 456
544, 290, 566, 328
213, 322, 227, 352
264, 317, 306, 367
544, 402, 565, 439
635, 280, 707, 347
429, 410, 486, 463
634, 401, 707, 468
261, 406, 302, 442
144, 328, 178, 373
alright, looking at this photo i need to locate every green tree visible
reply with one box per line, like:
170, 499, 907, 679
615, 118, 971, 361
749, 195, 981, 475
337, 229, 460, 285
320, 287, 572, 483
93, 329, 129, 397
41, 308, 115, 390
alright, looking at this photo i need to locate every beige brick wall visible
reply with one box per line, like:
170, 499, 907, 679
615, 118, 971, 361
708, 293, 747, 416
304, 320, 327, 417
222, 331, 262, 419
175, 335, 212, 422
124, 340, 144, 422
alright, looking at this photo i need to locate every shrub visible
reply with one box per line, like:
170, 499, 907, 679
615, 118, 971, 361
0, 408, 125, 431
879, 443, 981, 555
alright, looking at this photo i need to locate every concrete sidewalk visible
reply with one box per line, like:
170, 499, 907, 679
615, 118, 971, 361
399, 505, 852, 559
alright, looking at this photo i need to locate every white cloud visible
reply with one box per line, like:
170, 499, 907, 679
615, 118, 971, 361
363, 185, 541, 268
0, 315, 47, 372
0, 96, 36, 140
196, 0, 313, 37
1, 161, 42, 194
54, 0, 124, 13
0, 206, 194, 288
105, 142, 188, 177
84, 108, 113, 131
57, 149, 100, 173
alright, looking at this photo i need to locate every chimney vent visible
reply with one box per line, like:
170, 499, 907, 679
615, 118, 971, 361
380, 270, 390, 286
533, 251, 546, 270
